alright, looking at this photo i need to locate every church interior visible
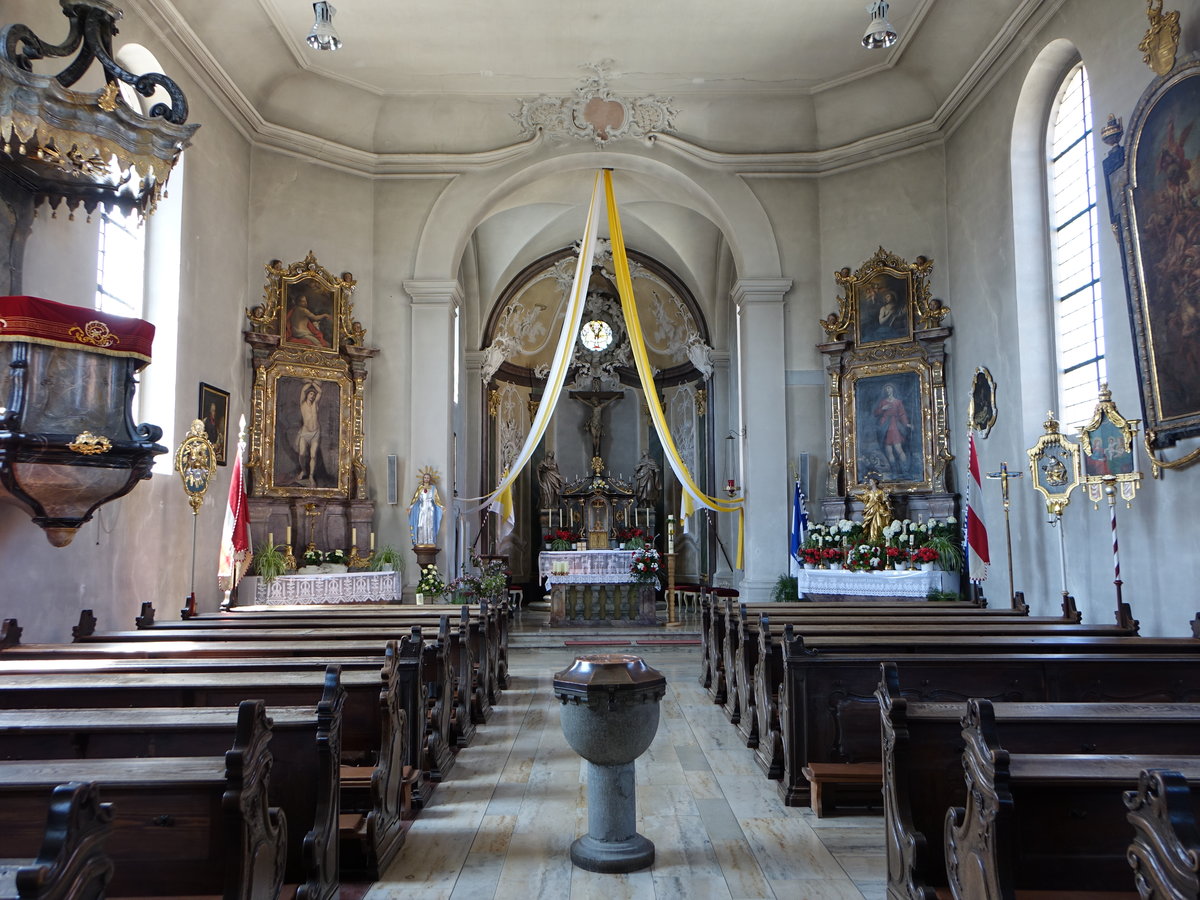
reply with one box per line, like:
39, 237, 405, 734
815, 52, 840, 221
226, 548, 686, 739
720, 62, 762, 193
3, 0, 1200, 897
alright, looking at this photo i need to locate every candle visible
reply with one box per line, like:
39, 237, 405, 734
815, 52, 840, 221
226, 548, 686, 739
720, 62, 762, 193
352, 527, 357, 547
285, 526, 292, 546
370, 532, 375, 550
268, 532, 274, 547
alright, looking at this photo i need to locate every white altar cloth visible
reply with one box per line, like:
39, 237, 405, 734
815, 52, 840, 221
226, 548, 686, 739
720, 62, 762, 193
249, 571, 401, 605
538, 550, 638, 587
795, 567, 957, 600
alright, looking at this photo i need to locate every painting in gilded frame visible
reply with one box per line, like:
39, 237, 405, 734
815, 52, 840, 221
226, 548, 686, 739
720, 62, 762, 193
197, 382, 229, 466
845, 363, 933, 489
1105, 58, 1200, 449
260, 360, 353, 497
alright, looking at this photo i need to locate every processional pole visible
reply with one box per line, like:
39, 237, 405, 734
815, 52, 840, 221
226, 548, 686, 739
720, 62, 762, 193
985, 463, 1022, 609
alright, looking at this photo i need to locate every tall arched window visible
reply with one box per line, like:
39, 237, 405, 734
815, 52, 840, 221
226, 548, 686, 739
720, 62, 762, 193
1048, 63, 1105, 426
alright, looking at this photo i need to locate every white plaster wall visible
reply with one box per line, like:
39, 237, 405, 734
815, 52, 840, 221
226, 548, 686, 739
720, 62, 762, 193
0, 2, 254, 642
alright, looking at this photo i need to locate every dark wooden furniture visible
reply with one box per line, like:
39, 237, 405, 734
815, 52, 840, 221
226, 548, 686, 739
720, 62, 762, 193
0, 700, 285, 899
944, 698, 1200, 899
0, 781, 114, 900
801, 762, 882, 818
1124, 768, 1200, 900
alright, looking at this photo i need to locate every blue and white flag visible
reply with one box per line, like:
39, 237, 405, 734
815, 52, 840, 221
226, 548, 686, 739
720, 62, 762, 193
789, 480, 808, 564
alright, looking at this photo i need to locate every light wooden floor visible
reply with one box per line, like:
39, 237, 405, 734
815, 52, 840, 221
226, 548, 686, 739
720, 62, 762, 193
364, 639, 886, 900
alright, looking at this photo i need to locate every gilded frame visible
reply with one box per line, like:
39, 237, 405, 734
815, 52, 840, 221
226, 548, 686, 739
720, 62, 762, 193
821, 248, 945, 345
1079, 386, 1142, 505
198, 382, 229, 466
254, 356, 354, 498
842, 359, 939, 491
246, 251, 364, 354
1104, 57, 1200, 452
1026, 413, 1083, 517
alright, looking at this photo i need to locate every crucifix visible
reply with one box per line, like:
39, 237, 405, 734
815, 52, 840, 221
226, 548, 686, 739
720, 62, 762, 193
985, 462, 1023, 609
570, 379, 623, 465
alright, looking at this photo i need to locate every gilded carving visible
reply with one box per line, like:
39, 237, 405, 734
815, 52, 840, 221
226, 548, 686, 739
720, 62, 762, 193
1139, 0, 1181, 77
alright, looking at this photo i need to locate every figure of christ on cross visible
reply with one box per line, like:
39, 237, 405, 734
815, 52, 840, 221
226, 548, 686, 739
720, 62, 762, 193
571, 389, 624, 462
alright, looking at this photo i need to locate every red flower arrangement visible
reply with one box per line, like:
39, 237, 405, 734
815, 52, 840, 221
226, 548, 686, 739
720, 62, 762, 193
617, 527, 645, 541
912, 546, 939, 564
547, 529, 581, 548
820, 547, 843, 563
629, 547, 661, 583
801, 547, 823, 566
885, 546, 906, 561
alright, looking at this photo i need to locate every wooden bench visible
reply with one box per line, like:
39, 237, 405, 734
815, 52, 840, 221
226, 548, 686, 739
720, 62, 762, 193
944, 698, 1200, 898
800, 762, 882, 817
0, 781, 114, 900
0, 699, 286, 899
876, 662, 1200, 900
1123, 768, 1200, 899
0, 669, 346, 900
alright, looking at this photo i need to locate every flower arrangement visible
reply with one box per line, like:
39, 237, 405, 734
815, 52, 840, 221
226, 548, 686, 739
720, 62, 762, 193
546, 529, 579, 550
912, 545, 939, 564
446, 554, 509, 604
629, 547, 661, 583
846, 543, 884, 572
302, 548, 325, 567
799, 515, 962, 572
416, 563, 445, 596
800, 547, 823, 567
820, 547, 843, 565
617, 527, 646, 548
324, 548, 347, 565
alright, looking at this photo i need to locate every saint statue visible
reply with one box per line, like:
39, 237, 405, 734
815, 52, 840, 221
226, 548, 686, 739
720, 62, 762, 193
407, 470, 444, 547
857, 477, 892, 545
634, 451, 661, 507
537, 451, 563, 508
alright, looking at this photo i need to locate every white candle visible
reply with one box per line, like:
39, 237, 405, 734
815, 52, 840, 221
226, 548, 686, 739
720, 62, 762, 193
352, 527, 357, 547
369, 532, 375, 550
268, 532, 274, 547
285, 526, 292, 546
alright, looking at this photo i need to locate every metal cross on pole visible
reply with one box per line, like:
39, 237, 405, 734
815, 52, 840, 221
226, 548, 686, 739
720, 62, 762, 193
985, 462, 1023, 609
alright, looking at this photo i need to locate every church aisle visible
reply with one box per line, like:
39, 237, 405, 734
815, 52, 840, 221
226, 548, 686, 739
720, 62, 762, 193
364, 644, 885, 900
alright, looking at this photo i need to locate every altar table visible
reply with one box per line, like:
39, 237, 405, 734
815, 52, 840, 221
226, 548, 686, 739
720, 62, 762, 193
538, 550, 658, 626
795, 567, 958, 601
246, 571, 401, 606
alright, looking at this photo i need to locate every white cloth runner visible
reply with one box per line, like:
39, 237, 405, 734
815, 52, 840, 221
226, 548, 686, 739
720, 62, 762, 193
251, 571, 401, 605
795, 568, 957, 598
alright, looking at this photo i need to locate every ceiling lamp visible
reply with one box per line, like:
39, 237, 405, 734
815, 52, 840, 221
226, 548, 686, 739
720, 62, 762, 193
0, 1, 199, 220
862, 0, 898, 50
307, 2, 343, 52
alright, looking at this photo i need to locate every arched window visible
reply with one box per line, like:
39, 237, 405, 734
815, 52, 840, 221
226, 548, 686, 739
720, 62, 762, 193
1047, 63, 1105, 426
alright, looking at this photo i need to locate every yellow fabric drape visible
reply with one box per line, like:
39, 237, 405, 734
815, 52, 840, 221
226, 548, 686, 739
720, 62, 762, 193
603, 170, 744, 568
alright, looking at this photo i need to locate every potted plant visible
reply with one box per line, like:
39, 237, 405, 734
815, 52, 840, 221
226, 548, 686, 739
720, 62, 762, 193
922, 517, 962, 572
549, 529, 574, 551
300, 547, 325, 574
368, 545, 404, 574
771, 573, 799, 602
415, 564, 445, 605
912, 545, 940, 571
629, 547, 661, 583
253, 541, 289, 585
324, 548, 348, 574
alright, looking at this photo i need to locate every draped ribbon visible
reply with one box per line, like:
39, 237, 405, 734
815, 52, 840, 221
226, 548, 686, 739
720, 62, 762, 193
602, 170, 744, 568
475, 169, 744, 569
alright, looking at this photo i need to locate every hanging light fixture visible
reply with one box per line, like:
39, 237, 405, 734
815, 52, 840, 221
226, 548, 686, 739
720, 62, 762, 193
307, 2, 343, 51
862, 0, 898, 50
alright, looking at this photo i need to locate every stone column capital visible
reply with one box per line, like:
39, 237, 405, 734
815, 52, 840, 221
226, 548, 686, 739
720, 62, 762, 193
732, 278, 792, 308
403, 280, 463, 308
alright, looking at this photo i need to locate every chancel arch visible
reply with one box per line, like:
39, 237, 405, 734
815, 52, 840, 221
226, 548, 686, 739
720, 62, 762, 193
478, 244, 718, 591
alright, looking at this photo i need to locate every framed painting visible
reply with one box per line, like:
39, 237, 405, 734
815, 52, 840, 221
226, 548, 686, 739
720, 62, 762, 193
844, 362, 934, 489
246, 251, 363, 355
258, 360, 353, 498
1105, 57, 1200, 457
968, 367, 997, 438
198, 382, 229, 466
822, 248, 944, 347
1079, 386, 1142, 506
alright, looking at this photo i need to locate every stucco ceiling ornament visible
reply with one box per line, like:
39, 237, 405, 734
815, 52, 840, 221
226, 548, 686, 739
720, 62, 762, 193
513, 61, 678, 146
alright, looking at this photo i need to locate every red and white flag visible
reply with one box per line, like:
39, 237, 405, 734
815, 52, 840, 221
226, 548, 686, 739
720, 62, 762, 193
966, 432, 990, 582
218, 417, 252, 593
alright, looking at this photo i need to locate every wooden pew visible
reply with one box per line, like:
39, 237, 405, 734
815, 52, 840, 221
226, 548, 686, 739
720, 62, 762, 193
944, 698, 1200, 898
876, 662, 1200, 899
1124, 768, 1200, 900
0, 670, 346, 900
0, 700, 286, 899
0, 781, 114, 900
776, 641, 1200, 809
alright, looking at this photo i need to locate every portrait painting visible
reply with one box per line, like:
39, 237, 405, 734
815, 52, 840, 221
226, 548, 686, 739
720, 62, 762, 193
1109, 59, 1200, 447
851, 370, 926, 486
261, 363, 353, 498
855, 270, 912, 346
197, 382, 229, 466
968, 367, 997, 438
282, 278, 338, 352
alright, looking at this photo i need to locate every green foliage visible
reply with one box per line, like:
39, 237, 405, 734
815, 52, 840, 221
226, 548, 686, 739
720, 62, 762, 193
253, 542, 288, 584
926, 589, 961, 602
368, 545, 405, 575
446, 554, 509, 603
923, 535, 963, 572
416, 564, 445, 596
771, 574, 799, 603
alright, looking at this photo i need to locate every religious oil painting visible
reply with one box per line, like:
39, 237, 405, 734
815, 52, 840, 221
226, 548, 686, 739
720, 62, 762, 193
850, 369, 926, 486
283, 279, 337, 351
854, 270, 913, 345
1082, 413, 1135, 478
197, 382, 229, 466
1109, 59, 1200, 447
261, 362, 353, 498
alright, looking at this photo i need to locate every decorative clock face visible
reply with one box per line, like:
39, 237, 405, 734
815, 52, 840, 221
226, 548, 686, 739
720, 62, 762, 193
580, 319, 614, 352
